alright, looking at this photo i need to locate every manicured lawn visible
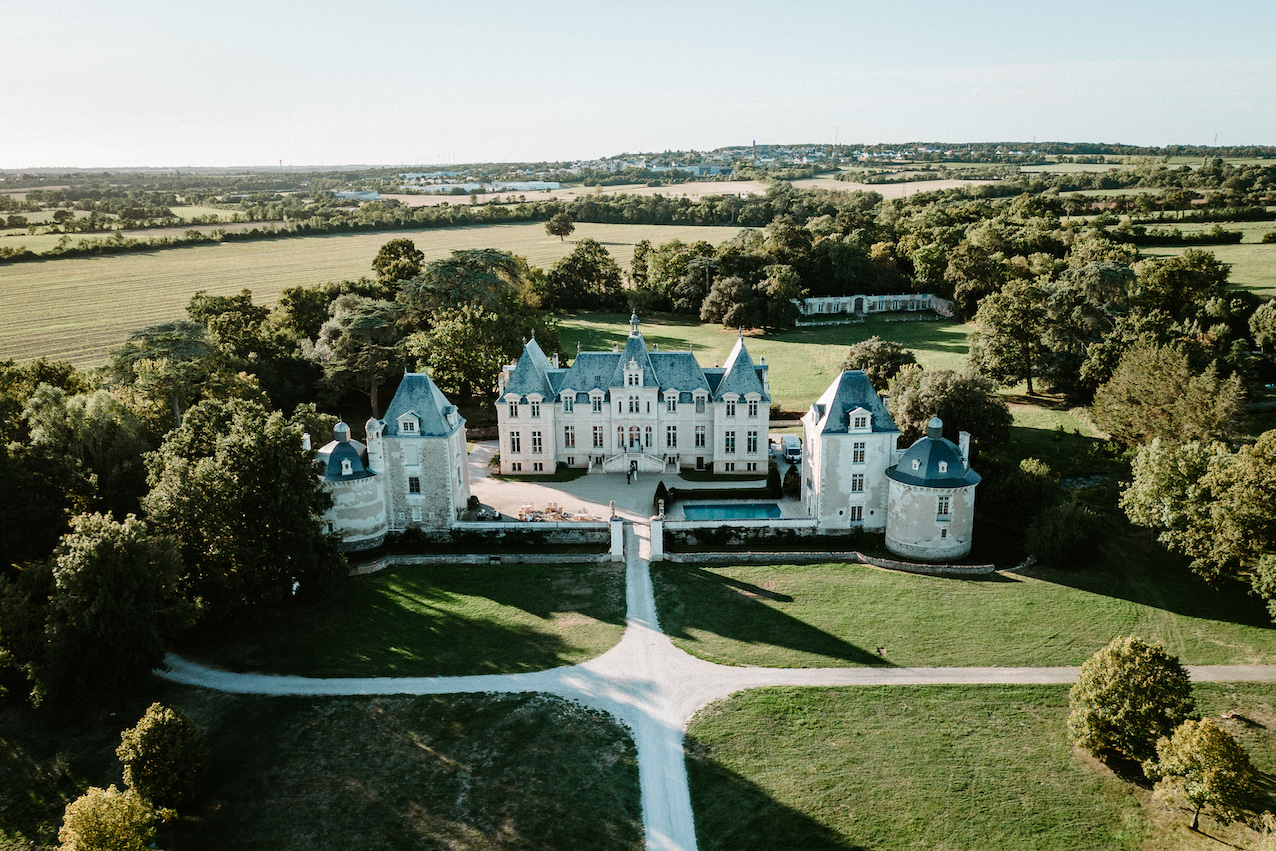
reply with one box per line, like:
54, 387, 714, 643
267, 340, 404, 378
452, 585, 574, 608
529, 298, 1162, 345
0, 687, 642, 851
686, 682, 1276, 851
0, 222, 742, 365
558, 312, 971, 413
180, 562, 626, 677
652, 535, 1276, 668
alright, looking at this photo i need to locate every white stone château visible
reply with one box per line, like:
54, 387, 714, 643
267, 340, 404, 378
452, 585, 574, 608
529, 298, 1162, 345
802, 371, 980, 560
316, 371, 471, 550
497, 313, 771, 475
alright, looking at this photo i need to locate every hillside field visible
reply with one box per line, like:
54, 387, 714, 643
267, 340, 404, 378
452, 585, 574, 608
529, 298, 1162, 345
0, 222, 742, 366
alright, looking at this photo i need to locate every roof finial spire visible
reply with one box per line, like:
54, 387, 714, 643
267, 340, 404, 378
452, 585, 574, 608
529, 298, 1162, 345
630, 311, 640, 336
738, 326, 743, 338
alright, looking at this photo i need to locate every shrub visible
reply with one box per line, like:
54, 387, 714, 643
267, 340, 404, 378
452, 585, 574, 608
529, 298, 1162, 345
782, 466, 800, 497
1068, 636, 1196, 762
1024, 497, 1100, 566
766, 462, 781, 497
116, 703, 208, 808
58, 785, 154, 851
1145, 718, 1259, 829
1261, 230, 1276, 244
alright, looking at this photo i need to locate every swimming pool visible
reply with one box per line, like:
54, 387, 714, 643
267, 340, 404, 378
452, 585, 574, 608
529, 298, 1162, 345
682, 502, 783, 520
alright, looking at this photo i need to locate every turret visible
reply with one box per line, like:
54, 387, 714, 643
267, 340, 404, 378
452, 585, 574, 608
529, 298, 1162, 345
365, 417, 385, 474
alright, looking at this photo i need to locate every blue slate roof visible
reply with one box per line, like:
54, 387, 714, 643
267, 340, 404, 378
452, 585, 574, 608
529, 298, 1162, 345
609, 332, 658, 387
649, 351, 711, 393
887, 418, 981, 488
316, 423, 374, 481
713, 336, 769, 401
502, 337, 555, 398
560, 352, 621, 395
381, 372, 464, 437
808, 370, 898, 435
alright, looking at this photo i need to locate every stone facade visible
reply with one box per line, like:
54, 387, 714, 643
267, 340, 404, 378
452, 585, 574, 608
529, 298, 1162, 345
496, 314, 771, 475
884, 417, 980, 561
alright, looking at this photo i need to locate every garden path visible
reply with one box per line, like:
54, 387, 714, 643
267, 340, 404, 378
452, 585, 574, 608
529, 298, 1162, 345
159, 523, 1276, 851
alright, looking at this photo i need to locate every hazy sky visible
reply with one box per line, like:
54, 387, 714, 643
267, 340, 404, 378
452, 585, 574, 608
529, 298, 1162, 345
6, 0, 1276, 168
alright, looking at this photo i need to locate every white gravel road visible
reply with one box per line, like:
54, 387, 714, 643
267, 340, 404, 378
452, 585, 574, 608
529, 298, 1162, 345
159, 523, 1276, 851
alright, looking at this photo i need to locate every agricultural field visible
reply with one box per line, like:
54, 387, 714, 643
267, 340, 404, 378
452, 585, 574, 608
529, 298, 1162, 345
558, 312, 970, 414
652, 540, 1276, 668
0, 687, 642, 851
686, 682, 1276, 851
0, 222, 743, 366
1143, 242, 1276, 296
181, 562, 627, 678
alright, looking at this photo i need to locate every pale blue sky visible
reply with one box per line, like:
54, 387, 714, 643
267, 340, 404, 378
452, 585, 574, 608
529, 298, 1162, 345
6, 0, 1276, 167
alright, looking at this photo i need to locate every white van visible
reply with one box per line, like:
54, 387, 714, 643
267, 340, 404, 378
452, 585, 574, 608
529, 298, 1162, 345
781, 435, 802, 464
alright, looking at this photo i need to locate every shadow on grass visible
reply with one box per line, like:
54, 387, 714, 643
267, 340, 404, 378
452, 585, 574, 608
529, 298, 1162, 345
686, 734, 864, 851
653, 566, 892, 666
168, 692, 643, 851
178, 564, 627, 677
1022, 531, 1276, 630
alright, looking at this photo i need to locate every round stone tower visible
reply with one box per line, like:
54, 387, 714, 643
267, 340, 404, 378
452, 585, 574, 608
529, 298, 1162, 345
885, 417, 981, 561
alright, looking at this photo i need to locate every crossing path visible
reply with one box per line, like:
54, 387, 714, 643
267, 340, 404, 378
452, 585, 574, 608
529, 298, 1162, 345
159, 522, 1276, 851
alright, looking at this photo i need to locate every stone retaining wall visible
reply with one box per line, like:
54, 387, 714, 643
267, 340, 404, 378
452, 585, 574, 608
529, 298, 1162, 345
663, 550, 997, 576
352, 551, 610, 575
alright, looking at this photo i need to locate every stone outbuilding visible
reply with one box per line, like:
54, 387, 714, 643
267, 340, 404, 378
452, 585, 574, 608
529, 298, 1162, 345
884, 417, 980, 561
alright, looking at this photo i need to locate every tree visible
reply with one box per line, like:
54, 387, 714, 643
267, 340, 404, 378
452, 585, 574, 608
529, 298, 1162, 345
630, 239, 652, 289
839, 336, 918, 387
1090, 343, 1245, 447
405, 305, 507, 398
969, 279, 1050, 395
311, 295, 404, 417
699, 275, 764, 330
889, 366, 1013, 449
546, 212, 575, 241
943, 241, 1006, 318
105, 321, 215, 428
1145, 719, 1258, 830
35, 513, 186, 704
1251, 299, 1276, 352
186, 288, 275, 363
58, 785, 155, 851
542, 238, 625, 310
371, 237, 424, 286
143, 398, 344, 623
1132, 249, 1230, 321
1067, 636, 1196, 763
117, 702, 208, 808
1024, 497, 1100, 566
758, 263, 805, 332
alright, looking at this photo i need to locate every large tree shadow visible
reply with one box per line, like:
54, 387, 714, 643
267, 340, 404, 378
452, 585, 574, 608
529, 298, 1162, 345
177, 563, 628, 677
653, 566, 892, 666
685, 733, 866, 851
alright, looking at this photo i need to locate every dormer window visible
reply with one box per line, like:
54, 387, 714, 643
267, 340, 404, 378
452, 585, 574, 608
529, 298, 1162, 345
340, 459, 353, 476
508, 402, 519, 418
400, 420, 417, 434
592, 396, 603, 413
938, 461, 948, 474
912, 459, 921, 471
695, 396, 706, 414
854, 415, 868, 429
748, 399, 759, 417
530, 401, 540, 418
563, 396, 574, 413
725, 399, 736, 417
667, 396, 676, 413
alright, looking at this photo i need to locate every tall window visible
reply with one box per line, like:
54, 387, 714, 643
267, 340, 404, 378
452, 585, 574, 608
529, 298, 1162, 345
667, 397, 676, 413
724, 431, 736, 454
510, 432, 521, 453
695, 397, 705, 414
592, 397, 602, 413
666, 425, 677, 448
564, 425, 575, 448
748, 400, 758, 417
530, 401, 540, 418
531, 431, 542, 454
725, 400, 736, 417
645, 426, 652, 448
747, 431, 758, 453
593, 426, 603, 448
408, 476, 421, 494
695, 425, 705, 448
617, 427, 624, 448
937, 495, 950, 519
563, 397, 574, 413
851, 473, 864, 492
853, 441, 865, 463
508, 402, 519, 418
628, 396, 638, 413
849, 505, 863, 522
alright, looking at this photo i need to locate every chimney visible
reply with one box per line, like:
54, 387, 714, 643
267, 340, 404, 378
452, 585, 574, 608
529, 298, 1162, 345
552, 353, 559, 368
302, 433, 311, 451
612, 341, 619, 352
958, 431, 972, 469
879, 393, 890, 413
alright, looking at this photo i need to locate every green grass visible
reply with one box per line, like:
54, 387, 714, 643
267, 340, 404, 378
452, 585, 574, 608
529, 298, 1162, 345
1142, 242, 1276, 296
0, 222, 743, 366
1, 687, 642, 851
686, 682, 1276, 851
179, 562, 626, 677
558, 312, 971, 413
652, 535, 1276, 668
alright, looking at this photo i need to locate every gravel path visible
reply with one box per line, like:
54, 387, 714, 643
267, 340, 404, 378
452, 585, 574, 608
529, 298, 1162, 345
158, 522, 1276, 851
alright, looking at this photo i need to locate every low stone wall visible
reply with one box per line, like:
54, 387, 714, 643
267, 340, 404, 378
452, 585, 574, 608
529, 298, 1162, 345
663, 550, 997, 576
352, 551, 610, 576
444, 521, 609, 545
664, 518, 817, 531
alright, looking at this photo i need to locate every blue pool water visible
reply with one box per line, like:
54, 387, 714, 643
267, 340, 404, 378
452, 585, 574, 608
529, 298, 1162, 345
682, 503, 783, 521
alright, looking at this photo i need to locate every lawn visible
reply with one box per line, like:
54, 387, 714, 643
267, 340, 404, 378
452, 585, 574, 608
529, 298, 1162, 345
1142, 242, 1276, 296
0, 222, 743, 365
0, 687, 642, 851
685, 682, 1276, 851
557, 312, 971, 413
652, 534, 1276, 668
180, 562, 626, 677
